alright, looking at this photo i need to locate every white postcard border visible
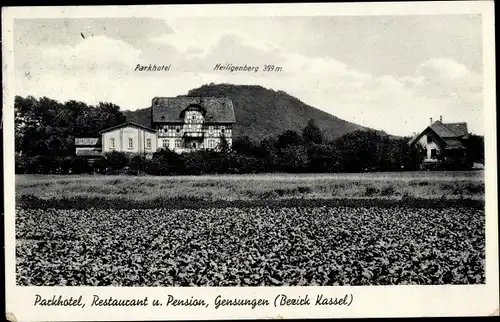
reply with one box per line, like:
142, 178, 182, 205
3, 2, 498, 321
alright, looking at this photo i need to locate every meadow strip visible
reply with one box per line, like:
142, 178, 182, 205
16, 172, 485, 208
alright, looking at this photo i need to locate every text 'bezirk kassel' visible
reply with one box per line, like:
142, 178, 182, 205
33, 293, 353, 309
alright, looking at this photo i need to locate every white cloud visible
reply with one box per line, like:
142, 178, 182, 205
149, 33, 212, 58
417, 58, 470, 81
15, 25, 484, 136
41, 35, 141, 71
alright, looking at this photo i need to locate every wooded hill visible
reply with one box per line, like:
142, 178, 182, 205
123, 83, 376, 141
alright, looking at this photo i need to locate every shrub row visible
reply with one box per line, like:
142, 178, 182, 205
17, 194, 485, 210
16, 123, 476, 175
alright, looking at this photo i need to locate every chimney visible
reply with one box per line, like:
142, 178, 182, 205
440, 115, 443, 122
430, 117, 433, 125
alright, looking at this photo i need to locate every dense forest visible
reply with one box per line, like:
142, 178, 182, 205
14, 94, 484, 175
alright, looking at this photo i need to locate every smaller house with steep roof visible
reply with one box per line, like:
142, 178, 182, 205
408, 116, 472, 168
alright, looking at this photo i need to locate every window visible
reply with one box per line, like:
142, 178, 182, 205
208, 139, 217, 149
192, 115, 196, 120
427, 135, 432, 144
192, 142, 197, 149
146, 138, 151, 149
209, 126, 214, 134
430, 149, 437, 159
128, 138, 133, 149
162, 140, 168, 148
110, 138, 115, 149
175, 139, 182, 148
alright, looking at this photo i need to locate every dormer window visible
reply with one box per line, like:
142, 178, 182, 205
427, 136, 432, 144
181, 104, 206, 123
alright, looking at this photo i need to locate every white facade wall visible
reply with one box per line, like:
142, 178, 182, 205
418, 130, 441, 162
156, 124, 233, 153
102, 126, 157, 154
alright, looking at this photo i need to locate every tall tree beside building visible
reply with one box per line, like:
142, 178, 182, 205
302, 119, 324, 145
466, 134, 485, 165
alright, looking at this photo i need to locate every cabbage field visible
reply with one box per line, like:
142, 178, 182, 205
16, 204, 485, 286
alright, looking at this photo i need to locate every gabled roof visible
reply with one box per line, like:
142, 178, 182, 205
443, 138, 467, 150
151, 96, 236, 123
408, 120, 469, 146
442, 122, 468, 137
99, 122, 156, 134
429, 121, 459, 138
75, 138, 101, 146
430, 121, 468, 138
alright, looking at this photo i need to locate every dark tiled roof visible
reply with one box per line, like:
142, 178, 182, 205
443, 122, 468, 137
151, 96, 236, 123
99, 122, 156, 134
444, 138, 467, 149
75, 138, 101, 146
408, 121, 469, 146
430, 121, 459, 137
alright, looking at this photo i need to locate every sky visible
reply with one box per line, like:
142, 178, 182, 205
14, 15, 484, 136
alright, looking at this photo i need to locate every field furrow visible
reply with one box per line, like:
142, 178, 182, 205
16, 206, 485, 286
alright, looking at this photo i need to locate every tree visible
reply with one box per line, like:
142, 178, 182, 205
219, 133, 230, 154
302, 119, 324, 144
232, 136, 256, 156
278, 145, 308, 172
130, 154, 146, 172
260, 137, 279, 172
466, 134, 484, 165
151, 148, 185, 175
307, 143, 337, 172
103, 151, 127, 170
71, 156, 90, 174
402, 141, 426, 171
277, 130, 304, 150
